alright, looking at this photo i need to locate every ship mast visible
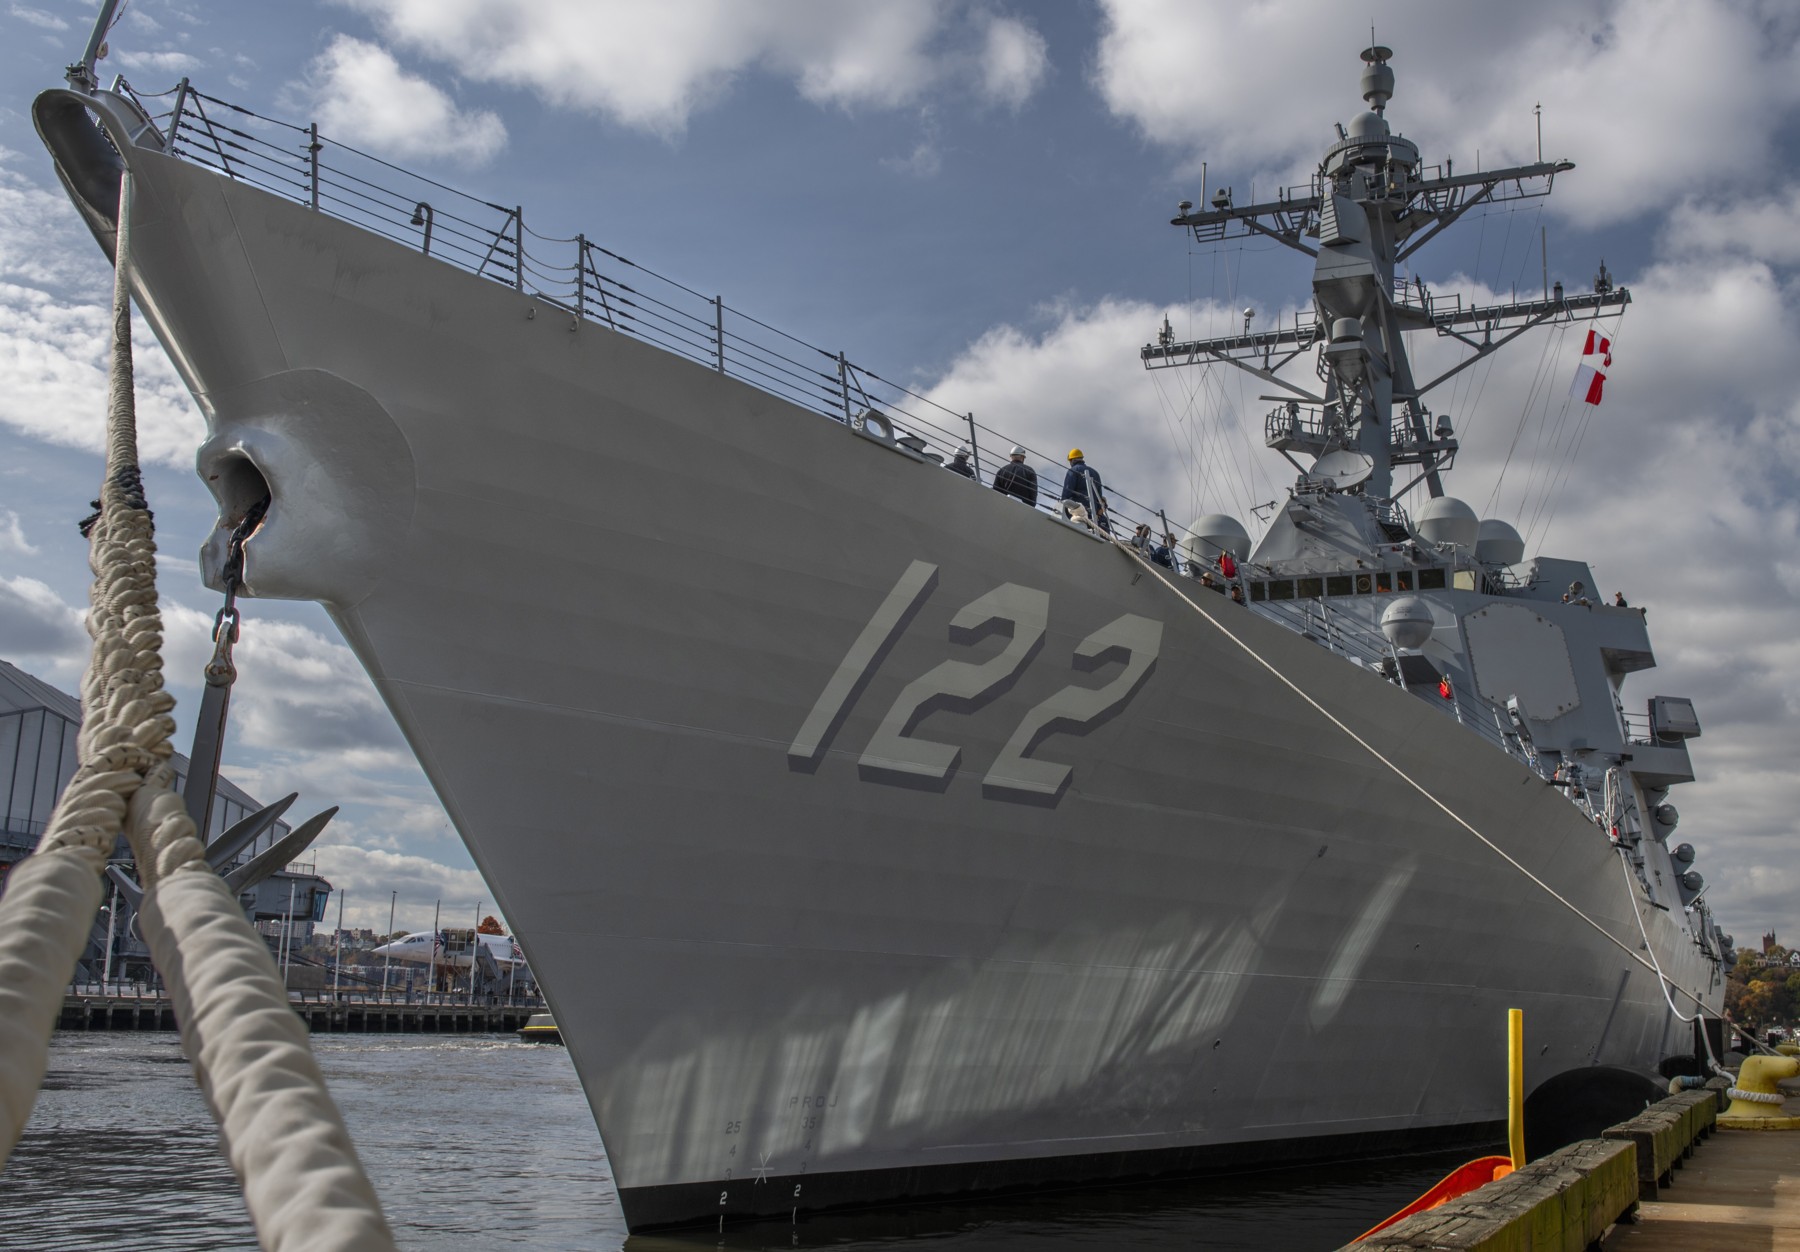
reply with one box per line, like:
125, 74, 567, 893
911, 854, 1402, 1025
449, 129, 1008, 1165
66, 0, 124, 93
1143, 46, 1630, 502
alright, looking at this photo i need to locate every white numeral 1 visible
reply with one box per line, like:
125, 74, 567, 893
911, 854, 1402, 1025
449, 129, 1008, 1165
787, 560, 938, 769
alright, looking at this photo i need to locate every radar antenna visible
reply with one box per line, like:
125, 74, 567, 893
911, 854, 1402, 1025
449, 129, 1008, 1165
1143, 47, 1629, 501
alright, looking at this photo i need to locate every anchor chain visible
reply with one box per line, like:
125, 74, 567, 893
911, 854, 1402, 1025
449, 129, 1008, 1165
183, 492, 268, 840
207, 493, 269, 688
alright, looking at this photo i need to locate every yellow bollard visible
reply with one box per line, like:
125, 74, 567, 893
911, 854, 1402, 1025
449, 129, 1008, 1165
1719, 1054, 1800, 1129
1508, 1008, 1525, 1168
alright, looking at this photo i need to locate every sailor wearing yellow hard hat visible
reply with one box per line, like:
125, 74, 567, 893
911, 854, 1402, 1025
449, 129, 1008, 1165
1060, 448, 1110, 534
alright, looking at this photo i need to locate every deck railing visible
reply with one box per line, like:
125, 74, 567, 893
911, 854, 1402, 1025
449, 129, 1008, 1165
1245, 592, 1596, 805
93, 80, 1611, 817
97, 79, 1185, 540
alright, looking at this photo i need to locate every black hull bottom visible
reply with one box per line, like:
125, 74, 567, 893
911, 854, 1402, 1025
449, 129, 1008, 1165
618, 1119, 1507, 1232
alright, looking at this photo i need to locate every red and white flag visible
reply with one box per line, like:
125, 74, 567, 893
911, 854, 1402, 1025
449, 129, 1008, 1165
1582, 329, 1612, 367
1570, 363, 1605, 405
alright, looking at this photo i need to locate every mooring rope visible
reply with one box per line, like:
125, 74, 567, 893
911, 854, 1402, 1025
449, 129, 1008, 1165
0, 172, 396, 1250
1100, 526, 1717, 1022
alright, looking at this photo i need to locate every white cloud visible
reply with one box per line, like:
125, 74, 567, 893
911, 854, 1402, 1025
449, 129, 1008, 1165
155, 601, 409, 763
291, 35, 507, 167
0, 283, 208, 467
120, 6, 162, 34
306, 842, 492, 933
334, 0, 1048, 136
977, 14, 1048, 111
8, 5, 68, 32
0, 149, 203, 467
1092, 0, 1800, 226
0, 508, 35, 555
0, 148, 114, 297
881, 110, 943, 179
882, 138, 943, 180
116, 49, 203, 76
790, 3, 945, 112
1664, 186, 1800, 267
0, 574, 86, 659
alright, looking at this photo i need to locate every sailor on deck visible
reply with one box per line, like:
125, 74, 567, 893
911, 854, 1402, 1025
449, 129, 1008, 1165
992, 446, 1037, 505
1061, 448, 1110, 533
1131, 523, 1176, 569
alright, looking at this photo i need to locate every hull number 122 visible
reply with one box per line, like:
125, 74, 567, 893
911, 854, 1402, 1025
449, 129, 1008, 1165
787, 560, 1161, 802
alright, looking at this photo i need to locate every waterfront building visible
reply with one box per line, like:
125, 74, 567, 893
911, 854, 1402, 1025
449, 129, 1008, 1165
0, 657, 331, 981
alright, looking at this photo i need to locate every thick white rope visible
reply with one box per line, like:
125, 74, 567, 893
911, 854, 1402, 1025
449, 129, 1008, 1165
0, 171, 395, 1250
0, 852, 105, 1155
1616, 845, 1699, 1025
1104, 530, 1716, 1020
1724, 1086, 1785, 1105
0, 158, 179, 1160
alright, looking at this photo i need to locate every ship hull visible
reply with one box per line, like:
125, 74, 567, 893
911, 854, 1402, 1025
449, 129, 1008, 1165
41, 97, 1719, 1231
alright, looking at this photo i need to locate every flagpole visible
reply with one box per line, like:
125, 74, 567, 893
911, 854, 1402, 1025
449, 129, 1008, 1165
101, 880, 118, 991
470, 899, 482, 1006
382, 889, 396, 1001
429, 898, 441, 1003
332, 887, 344, 1000
280, 878, 297, 985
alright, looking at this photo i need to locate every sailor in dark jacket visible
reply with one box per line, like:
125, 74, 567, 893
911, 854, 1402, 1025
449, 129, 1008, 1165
1061, 448, 1110, 533
946, 445, 976, 478
991, 445, 1038, 506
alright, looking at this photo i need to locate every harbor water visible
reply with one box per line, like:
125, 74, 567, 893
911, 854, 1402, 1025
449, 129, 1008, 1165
3, 1033, 1489, 1251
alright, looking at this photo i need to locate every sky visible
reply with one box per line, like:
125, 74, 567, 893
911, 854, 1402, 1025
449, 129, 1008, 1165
0, 0, 1795, 945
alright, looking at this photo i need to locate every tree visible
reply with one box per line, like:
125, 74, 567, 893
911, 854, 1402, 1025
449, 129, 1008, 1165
478, 914, 504, 935
1735, 972, 1796, 1029
1725, 974, 1753, 1022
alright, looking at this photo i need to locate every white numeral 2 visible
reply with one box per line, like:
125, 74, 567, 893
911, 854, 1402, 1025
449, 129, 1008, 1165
857, 583, 1048, 783
983, 613, 1163, 801
788, 562, 1162, 801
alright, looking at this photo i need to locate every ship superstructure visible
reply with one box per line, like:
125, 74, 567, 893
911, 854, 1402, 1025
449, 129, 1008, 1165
1145, 47, 1718, 950
35, 20, 1724, 1232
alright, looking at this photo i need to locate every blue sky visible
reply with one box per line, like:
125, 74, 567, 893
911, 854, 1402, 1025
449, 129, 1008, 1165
0, 0, 1796, 944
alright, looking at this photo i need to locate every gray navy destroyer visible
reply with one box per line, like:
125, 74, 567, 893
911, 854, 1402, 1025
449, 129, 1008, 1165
34, 14, 1727, 1231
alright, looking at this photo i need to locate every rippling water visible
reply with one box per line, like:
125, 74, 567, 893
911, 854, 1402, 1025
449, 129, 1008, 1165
3, 1033, 1482, 1251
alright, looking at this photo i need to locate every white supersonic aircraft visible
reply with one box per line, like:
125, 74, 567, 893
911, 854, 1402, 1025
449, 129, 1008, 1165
370, 930, 525, 970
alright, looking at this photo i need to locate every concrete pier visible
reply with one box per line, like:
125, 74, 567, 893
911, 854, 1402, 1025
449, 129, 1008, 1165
1606, 1079, 1800, 1251
57, 987, 545, 1035
1344, 1075, 1800, 1250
